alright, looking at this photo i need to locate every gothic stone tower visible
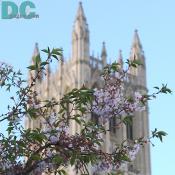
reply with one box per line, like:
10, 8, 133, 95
25, 2, 151, 175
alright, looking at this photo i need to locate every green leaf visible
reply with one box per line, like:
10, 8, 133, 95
58, 169, 67, 175
58, 108, 65, 114
40, 61, 48, 66
160, 84, 172, 94
52, 156, 63, 164
157, 131, 168, 136
52, 48, 63, 55
157, 131, 168, 142
123, 116, 133, 125
111, 62, 120, 72
51, 48, 63, 60
132, 59, 143, 66
70, 153, 77, 166
30, 154, 41, 161
74, 117, 81, 125
27, 65, 36, 70
121, 154, 131, 162
52, 54, 58, 60
152, 128, 167, 142
41, 49, 49, 54
27, 108, 38, 119
34, 55, 41, 64
6, 125, 14, 135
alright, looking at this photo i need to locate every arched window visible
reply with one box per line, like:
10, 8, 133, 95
91, 112, 99, 125
109, 116, 116, 133
126, 118, 133, 140
91, 83, 100, 126
64, 86, 71, 124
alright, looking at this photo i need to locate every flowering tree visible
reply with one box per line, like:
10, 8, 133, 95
0, 48, 170, 175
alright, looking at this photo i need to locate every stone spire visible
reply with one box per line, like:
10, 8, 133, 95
71, 2, 90, 88
58, 55, 64, 97
132, 29, 142, 49
130, 29, 144, 60
129, 30, 150, 175
76, 2, 86, 21
45, 63, 51, 96
58, 55, 64, 74
117, 49, 123, 67
28, 43, 43, 85
32, 43, 40, 62
72, 2, 89, 60
101, 42, 107, 57
46, 63, 51, 76
129, 30, 146, 86
101, 42, 107, 67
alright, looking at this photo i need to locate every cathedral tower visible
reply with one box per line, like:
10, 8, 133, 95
101, 42, 107, 67
128, 30, 151, 175
129, 29, 146, 87
72, 2, 91, 88
26, 3, 151, 175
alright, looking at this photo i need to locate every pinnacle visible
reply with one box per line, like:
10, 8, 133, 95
33, 42, 40, 58
118, 50, 123, 65
130, 30, 145, 60
76, 1, 86, 20
101, 41, 107, 57
118, 49, 123, 59
132, 29, 142, 49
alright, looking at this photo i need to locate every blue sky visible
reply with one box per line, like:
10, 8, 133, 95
0, 0, 174, 174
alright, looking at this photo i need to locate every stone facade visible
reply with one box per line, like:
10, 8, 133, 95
25, 2, 151, 175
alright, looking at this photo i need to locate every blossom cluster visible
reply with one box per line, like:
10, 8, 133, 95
92, 143, 141, 174
92, 72, 145, 124
42, 113, 69, 144
0, 62, 12, 86
0, 49, 168, 175
0, 67, 146, 175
